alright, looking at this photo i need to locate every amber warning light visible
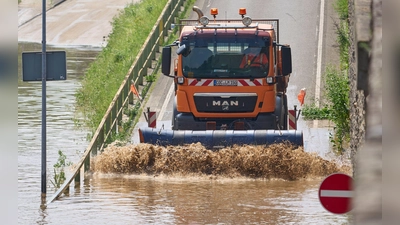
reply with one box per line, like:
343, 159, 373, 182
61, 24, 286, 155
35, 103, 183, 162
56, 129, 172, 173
211, 8, 218, 16
239, 8, 247, 17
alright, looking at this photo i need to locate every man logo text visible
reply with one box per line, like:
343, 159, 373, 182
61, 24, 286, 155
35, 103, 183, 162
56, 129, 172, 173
213, 101, 239, 106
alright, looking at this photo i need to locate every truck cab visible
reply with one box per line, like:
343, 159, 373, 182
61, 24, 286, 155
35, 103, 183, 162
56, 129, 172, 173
162, 7, 292, 131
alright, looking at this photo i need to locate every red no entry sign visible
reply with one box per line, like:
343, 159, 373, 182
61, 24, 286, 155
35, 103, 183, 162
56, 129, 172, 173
319, 173, 353, 214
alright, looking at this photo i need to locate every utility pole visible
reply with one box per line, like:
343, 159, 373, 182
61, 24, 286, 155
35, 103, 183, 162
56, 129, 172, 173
21, 0, 66, 206
41, 0, 47, 205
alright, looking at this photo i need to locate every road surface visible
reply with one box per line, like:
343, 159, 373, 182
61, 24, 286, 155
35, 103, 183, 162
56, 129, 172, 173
133, 0, 340, 156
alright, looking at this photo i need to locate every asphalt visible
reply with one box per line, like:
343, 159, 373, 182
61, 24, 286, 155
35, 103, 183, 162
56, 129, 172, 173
18, 0, 341, 155
131, 0, 342, 157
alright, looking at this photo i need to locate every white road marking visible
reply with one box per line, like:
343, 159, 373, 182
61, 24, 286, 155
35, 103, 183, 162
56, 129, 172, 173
158, 82, 174, 121
314, 0, 325, 128
320, 190, 353, 198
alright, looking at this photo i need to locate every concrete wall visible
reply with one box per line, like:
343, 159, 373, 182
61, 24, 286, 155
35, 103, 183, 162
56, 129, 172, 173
348, 0, 367, 175
352, 0, 382, 224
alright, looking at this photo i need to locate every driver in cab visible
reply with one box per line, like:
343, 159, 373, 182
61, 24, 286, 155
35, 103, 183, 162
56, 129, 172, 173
239, 47, 268, 69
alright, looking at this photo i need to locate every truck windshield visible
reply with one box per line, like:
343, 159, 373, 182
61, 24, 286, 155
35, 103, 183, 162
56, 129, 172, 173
181, 36, 269, 78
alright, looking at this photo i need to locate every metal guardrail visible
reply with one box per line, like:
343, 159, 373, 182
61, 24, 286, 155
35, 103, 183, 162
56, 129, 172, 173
47, 0, 185, 204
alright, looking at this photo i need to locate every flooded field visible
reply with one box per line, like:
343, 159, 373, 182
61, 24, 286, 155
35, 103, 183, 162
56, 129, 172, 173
18, 42, 352, 224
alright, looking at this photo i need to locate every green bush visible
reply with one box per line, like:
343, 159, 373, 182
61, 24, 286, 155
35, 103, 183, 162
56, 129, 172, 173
302, 104, 332, 120
51, 150, 72, 189
325, 67, 350, 152
301, 67, 350, 153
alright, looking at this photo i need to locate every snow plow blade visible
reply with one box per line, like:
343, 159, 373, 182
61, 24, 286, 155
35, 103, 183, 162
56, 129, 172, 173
138, 127, 303, 149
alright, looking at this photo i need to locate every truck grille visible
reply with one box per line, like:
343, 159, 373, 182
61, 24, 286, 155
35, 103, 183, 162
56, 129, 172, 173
194, 93, 257, 113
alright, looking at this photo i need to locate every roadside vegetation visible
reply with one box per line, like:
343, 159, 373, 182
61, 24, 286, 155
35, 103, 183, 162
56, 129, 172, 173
75, 0, 195, 142
108, 0, 196, 144
75, 0, 169, 134
51, 150, 72, 189
302, 0, 350, 154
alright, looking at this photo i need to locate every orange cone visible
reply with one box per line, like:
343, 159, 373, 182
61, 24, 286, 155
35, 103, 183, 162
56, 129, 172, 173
297, 88, 306, 106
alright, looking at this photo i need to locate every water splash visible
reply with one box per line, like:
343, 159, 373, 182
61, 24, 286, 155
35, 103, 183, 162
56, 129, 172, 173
93, 143, 351, 180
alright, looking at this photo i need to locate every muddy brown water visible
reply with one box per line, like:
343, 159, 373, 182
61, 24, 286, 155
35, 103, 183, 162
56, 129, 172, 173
93, 143, 350, 180
18, 42, 352, 224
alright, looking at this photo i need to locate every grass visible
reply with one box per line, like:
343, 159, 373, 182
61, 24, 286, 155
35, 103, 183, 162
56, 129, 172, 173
106, 0, 196, 145
302, 0, 350, 154
75, 0, 196, 145
301, 104, 332, 120
75, 0, 169, 134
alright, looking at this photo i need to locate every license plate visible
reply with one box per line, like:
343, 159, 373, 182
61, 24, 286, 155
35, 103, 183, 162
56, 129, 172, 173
214, 80, 238, 86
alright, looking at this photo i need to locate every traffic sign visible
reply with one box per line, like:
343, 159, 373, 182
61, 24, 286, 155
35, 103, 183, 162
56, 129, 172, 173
22, 51, 67, 81
319, 173, 353, 214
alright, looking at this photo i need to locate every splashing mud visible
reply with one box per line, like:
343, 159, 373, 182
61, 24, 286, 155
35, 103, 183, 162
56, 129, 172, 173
92, 143, 351, 180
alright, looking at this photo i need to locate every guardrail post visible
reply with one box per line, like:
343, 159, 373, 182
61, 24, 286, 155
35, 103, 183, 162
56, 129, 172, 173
92, 140, 98, 156
111, 103, 117, 133
128, 80, 134, 105
97, 127, 104, 153
118, 95, 123, 123
139, 69, 145, 85
74, 169, 80, 187
90, 145, 97, 158
64, 185, 69, 196
84, 154, 90, 172
105, 115, 111, 139
146, 43, 151, 68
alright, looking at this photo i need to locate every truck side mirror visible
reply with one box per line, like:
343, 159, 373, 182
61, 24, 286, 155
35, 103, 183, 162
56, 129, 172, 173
281, 46, 292, 75
176, 44, 190, 57
162, 46, 172, 76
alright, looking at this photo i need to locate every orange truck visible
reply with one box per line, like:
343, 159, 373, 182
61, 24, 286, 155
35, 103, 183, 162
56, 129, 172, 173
139, 6, 303, 148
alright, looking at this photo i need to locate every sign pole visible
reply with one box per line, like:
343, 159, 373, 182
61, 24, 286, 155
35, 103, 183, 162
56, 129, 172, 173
41, 0, 47, 204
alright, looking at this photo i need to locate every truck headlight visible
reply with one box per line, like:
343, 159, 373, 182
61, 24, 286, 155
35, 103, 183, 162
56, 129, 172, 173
266, 77, 274, 84
200, 16, 209, 26
177, 77, 184, 84
242, 16, 252, 26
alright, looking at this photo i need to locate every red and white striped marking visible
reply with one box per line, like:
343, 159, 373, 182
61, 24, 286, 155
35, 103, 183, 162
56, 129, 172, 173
288, 109, 296, 130
237, 79, 263, 86
319, 173, 353, 214
188, 79, 214, 86
187, 79, 263, 86
148, 111, 156, 128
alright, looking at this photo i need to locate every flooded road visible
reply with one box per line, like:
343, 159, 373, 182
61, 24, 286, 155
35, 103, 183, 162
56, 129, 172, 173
18, 0, 352, 224
18, 42, 352, 224
41, 175, 351, 224
18, 42, 100, 224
